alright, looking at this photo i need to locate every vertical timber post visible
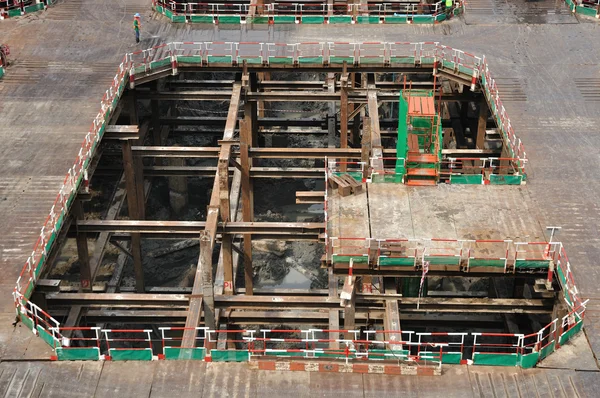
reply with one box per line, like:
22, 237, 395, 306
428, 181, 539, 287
240, 117, 254, 295
74, 200, 92, 292
340, 62, 349, 172
121, 139, 145, 293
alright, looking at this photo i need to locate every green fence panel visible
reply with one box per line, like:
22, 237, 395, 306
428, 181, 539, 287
565, 0, 575, 7
330, 56, 354, 65
515, 260, 550, 269
435, 13, 447, 22
472, 353, 519, 366
539, 341, 555, 360
109, 348, 153, 361
171, 14, 186, 23
357, 16, 380, 24
371, 174, 403, 183
391, 56, 415, 64
164, 347, 206, 360
37, 325, 60, 349
331, 255, 368, 264
385, 16, 408, 24
207, 56, 233, 65
469, 259, 506, 268
190, 15, 214, 23
298, 57, 324, 64
218, 16, 241, 24
442, 352, 462, 364
519, 352, 539, 369
8, 9, 22, 17
268, 57, 294, 65
450, 174, 483, 185
155, 5, 163, 13
334, 172, 362, 181
328, 16, 353, 24
559, 321, 583, 346
133, 65, 147, 75
489, 174, 523, 185
576, 6, 597, 17
20, 313, 35, 331
0, 67, 4, 79
267, 351, 306, 357
177, 56, 202, 64
379, 257, 416, 267
412, 15, 434, 24
274, 16, 296, 24
210, 349, 250, 362
238, 57, 263, 65
165, 9, 174, 19
149, 58, 172, 70
301, 16, 324, 24
359, 57, 385, 64
248, 16, 270, 24
56, 347, 101, 361
424, 256, 460, 266
442, 60, 456, 69
24, 4, 44, 13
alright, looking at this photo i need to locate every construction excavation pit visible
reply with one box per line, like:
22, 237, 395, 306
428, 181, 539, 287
14, 42, 585, 370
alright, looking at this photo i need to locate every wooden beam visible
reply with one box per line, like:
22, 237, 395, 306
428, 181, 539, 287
384, 300, 401, 350
182, 82, 243, 346
241, 112, 255, 295
367, 89, 384, 173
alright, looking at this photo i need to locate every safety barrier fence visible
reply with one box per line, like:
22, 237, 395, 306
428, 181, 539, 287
0, 0, 51, 19
565, 0, 600, 18
152, 1, 464, 24
328, 237, 558, 273
480, 57, 528, 180
26, 321, 589, 367
9, 42, 573, 367
128, 41, 478, 71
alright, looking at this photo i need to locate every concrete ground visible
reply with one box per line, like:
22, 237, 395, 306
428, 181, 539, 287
1, 0, 600, 395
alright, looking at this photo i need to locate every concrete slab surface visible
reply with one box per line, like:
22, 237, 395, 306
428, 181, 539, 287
0, 0, 599, 394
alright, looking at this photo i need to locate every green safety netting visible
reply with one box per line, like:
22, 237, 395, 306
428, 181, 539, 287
469, 259, 506, 268
210, 349, 250, 362
357, 16, 380, 24
378, 257, 416, 266
559, 321, 583, 346
164, 347, 206, 360
190, 15, 214, 23
412, 15, 434, 24
519, 352, 539, 369
449, 174, 483, 185
328, 16, 353, 24
56, 347, 101, 361
331, 255, 368, 264
576, 6, 598, 17
218, 16, 242, 24
539, 341, 556, 360
109, 348, 153, 361
489, 174, 523, 185
514, 260, 550, 269
402, 277, 427, 297
385, 16, 408, 24
37, 325, 60, 348
301, 16, 324, 24
248, 16, 269, 24
472, 353, 519, 366
273, 16, 296, 24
